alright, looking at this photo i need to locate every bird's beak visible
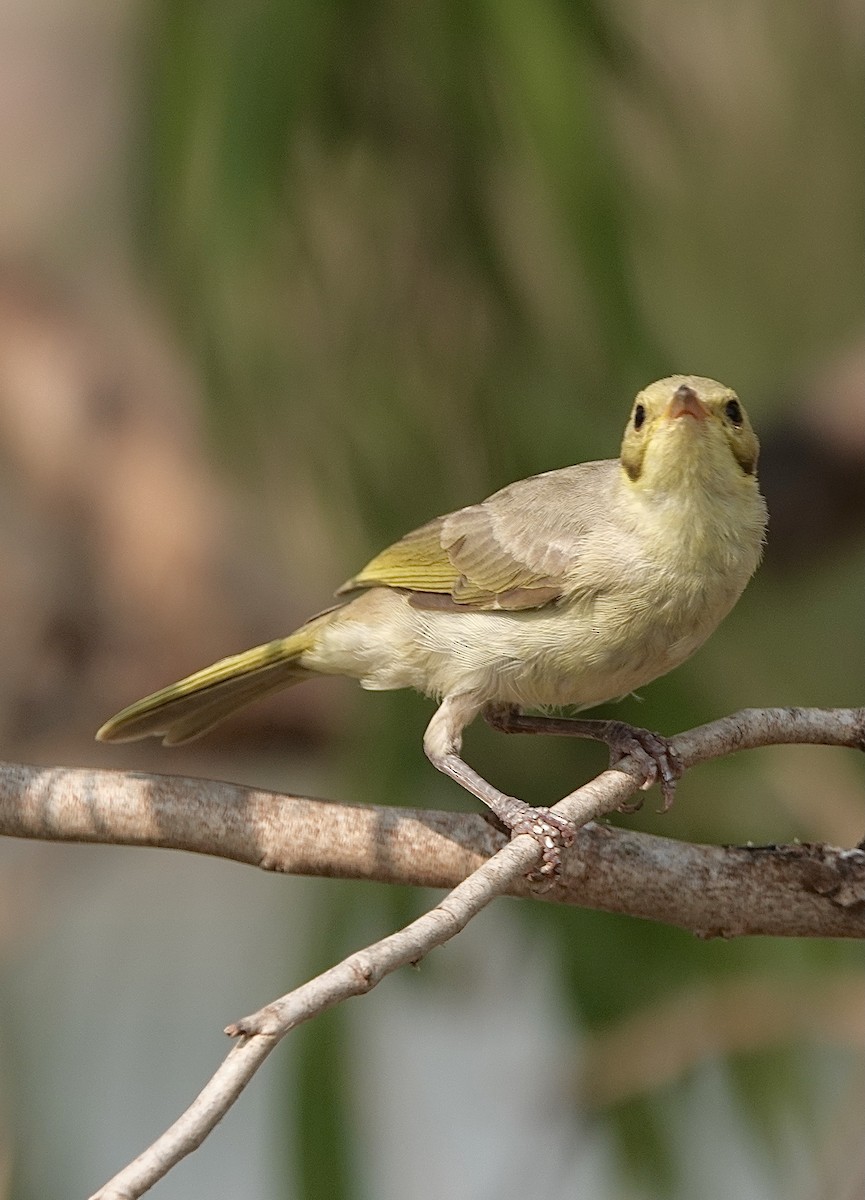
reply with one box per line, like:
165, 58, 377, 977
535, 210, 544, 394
667, 384, 709, 422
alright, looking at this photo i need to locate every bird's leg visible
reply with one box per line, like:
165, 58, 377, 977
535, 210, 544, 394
424, 696, 575, 877
484, 703, 683, 812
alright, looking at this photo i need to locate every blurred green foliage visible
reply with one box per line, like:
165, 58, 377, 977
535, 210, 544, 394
130, 1, 863, 1196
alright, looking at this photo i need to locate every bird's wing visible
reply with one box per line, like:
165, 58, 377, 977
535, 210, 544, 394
336, 461, 615, 612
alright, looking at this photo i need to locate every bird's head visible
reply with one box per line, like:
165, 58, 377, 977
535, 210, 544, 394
619, 375, 761, 496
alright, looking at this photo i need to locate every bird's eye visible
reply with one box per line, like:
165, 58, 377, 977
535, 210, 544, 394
724, 399, 743, 426
633, 404, 646, 430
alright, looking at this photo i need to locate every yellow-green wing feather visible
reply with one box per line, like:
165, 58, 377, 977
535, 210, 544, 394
335, 465, 613, 611
336, 518, 460, 595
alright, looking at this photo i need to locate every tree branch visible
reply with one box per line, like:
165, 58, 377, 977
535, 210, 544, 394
2, 708, 863, 940
0, 706, 861, 1198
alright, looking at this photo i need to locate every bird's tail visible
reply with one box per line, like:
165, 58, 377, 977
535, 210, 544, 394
96, 617, 326, 746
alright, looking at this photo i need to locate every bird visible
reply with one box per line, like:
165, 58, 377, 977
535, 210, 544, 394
97, 375, 767, 874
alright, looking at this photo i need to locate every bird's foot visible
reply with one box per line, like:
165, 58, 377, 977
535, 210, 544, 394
481, 705, 683, 812
428, 744, 576, 878
602, 721, 683, 812
507, 805, 576, 879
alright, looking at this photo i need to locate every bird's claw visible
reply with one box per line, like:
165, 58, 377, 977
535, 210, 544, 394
606, 723, 683, 813
510, 806, 576, 880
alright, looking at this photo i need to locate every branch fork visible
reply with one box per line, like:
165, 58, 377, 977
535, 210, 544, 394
0, 706, 862, 1198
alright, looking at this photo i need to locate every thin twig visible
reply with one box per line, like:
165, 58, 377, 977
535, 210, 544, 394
88, 773, 625, 1199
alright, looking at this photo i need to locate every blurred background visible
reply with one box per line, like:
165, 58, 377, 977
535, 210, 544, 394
0, 0, 863, 1197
